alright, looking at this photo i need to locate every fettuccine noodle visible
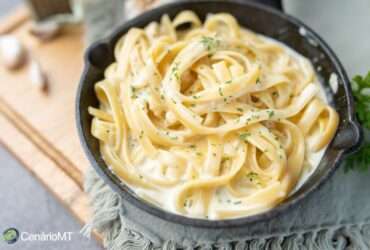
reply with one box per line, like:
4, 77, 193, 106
89, 11, 339, 219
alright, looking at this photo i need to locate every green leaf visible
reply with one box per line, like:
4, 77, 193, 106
345, 71, 370, 172
352, 72, 370, 129
345, 143, 370, 172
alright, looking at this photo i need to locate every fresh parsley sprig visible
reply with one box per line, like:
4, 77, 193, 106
346, 146, 370, 172
345, 72, 370, 172
351, 73, 370, 128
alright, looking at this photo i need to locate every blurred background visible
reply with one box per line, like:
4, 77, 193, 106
0, 0, 369, 249
0, 1, 100, 250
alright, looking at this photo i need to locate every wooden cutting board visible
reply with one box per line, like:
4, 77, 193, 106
0, 5, 92, 231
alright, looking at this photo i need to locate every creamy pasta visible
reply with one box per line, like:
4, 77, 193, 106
88, 11, 339, 219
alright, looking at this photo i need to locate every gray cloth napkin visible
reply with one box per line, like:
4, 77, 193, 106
81, 1, 370, 249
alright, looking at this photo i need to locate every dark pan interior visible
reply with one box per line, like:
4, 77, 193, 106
76, 0, 360, 228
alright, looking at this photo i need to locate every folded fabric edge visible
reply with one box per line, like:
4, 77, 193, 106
81, 168, 370, 250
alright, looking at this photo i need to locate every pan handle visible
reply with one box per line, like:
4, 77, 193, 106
249, 0, 283, 11
333, 120, 363, 155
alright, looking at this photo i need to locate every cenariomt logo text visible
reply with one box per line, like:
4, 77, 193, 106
2, 228, 73, 244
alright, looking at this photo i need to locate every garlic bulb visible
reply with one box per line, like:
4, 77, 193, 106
0, 35, 26, 69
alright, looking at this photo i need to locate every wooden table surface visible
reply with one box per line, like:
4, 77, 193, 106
0, 0, 97, 218
0, 3, 101, 249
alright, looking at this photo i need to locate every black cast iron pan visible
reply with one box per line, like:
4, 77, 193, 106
76, 0, 362, 229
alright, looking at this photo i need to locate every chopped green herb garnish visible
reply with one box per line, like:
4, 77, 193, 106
171, 62, 180, 80
237, 107, 243, 112
200, 36, 220, 52
239, 132, 251, 141
246, 172, 259, 182
218, 87, 224, 96
130, 86, 138, 99
267, 110, 275, 118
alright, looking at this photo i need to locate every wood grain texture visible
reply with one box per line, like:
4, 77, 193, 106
0, 114, 90, 224
0, 97, 83, 189
0, 7, 93, 229
0, 5, 30, 34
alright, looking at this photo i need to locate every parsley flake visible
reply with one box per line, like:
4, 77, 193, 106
218, 87, 224, 96
239, 132, 251, 141
200, 36, 220, 52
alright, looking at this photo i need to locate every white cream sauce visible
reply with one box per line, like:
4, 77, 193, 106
261, 35, 329, 194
